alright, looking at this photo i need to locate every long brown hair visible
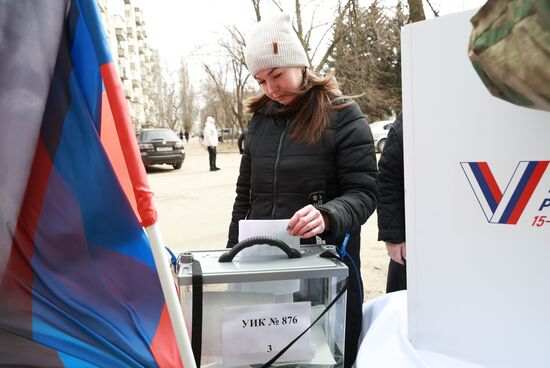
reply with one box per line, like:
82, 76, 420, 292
245, 69, 352, 144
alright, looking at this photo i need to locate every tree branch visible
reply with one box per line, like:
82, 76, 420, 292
251, 0, 261, 21
425, 0, 439, 17
315, 0, 353, 72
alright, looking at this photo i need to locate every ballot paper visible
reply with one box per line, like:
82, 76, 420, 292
237, 219, 300, 257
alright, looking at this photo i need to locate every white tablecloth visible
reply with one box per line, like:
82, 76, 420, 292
355, 291, 484, 368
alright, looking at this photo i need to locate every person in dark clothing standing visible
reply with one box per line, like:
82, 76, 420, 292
184, 131, 189, 142
377, 113, 407, 292
227, 13, 378, 368
237, 129, 247, 154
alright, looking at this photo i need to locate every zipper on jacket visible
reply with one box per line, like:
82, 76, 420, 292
271, 117, 289, 219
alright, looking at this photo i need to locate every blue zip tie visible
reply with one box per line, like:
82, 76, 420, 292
336, 234, 363, 304
340, 233, 350, 261
165, 246, 177, 272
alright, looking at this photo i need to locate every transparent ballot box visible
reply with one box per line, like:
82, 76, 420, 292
175, 243, 348, 367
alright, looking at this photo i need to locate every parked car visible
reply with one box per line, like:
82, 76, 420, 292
136, 128, 185, 169
218, 128, 238, 142
369, 119, 394, 152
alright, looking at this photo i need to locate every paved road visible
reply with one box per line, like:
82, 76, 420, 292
147, 138, 389, 301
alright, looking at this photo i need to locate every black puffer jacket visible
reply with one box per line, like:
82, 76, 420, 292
227, 101, 378, 251
377, 113, 405, 243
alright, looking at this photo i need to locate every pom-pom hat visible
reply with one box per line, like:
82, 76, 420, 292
244, 13, 309, 78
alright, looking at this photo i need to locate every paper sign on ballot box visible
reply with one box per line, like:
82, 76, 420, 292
222, 301, 312, 366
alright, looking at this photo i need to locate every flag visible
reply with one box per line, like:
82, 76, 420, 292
0, 0, 184, 366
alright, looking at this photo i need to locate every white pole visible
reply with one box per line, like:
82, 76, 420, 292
146, 223, 197, 368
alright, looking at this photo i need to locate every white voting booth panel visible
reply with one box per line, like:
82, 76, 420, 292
402, 10, 550, 368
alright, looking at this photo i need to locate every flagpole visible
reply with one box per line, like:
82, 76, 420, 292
146, 223, 197, 368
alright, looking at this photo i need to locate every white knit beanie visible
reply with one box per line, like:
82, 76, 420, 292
244, 13, 308, 78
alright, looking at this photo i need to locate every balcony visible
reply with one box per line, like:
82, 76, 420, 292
115, 28, 126, 41
119, 67, 128, 80
124, 88, 133, 101
117, 46, 126, 58
126, 27, 135, 38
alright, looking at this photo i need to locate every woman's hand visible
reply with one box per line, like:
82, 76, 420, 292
287, 205, 327, 238
386, 242, 406, 265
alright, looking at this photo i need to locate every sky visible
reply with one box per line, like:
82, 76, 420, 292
139, 0, 487, 89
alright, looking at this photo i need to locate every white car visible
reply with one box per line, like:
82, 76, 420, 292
369, 119, 394, 152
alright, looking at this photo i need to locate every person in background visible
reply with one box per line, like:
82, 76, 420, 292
202, 116, 220, 171
178, 130, 184, 140
184, 131, 189, 142
237, 129, 247, 154
226, 13, 378, 368
377, 113, 407, 292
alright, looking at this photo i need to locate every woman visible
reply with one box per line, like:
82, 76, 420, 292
227, 13, 378, 368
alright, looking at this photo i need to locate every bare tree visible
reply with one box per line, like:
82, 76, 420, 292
203, 63, 231, 122
178, 63, 196, 134
202, 20, 255, 134
142, 54, 166, 128
203, 58, 251, 133
140, 56, 179, 130
163, 77, 182, 130
222, 26, 253, 130
313, 0, 355, 73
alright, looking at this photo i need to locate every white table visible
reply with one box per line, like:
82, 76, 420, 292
355, 291, 484, 368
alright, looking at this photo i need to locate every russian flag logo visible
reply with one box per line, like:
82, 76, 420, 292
461, 161, 549, 224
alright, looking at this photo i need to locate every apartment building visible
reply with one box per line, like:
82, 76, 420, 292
98, 0, 160, 130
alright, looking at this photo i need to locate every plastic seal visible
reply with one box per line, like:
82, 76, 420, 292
177, 251, 194, 264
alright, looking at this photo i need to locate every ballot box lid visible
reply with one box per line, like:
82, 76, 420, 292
176, 244, 348, 285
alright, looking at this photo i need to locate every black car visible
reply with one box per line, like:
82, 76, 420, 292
137, 128, 185, 169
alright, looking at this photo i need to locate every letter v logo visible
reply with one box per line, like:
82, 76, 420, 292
461, 161, 549, 224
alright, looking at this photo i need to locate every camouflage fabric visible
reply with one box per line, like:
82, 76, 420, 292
468, 0, 550, 112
